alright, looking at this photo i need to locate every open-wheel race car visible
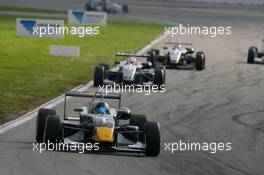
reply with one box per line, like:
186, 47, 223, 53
85, 0, 129, 14
146, 41, 206, 71
35, 91, 160, 156
93, 52, 165, 88
247, 40, 264, 64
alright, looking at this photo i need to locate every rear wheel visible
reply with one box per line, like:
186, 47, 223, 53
99, 63, 109, 71
145, 121, 160, 157
36, 108, 56, 143
129, 114, 148, 142
195, 52, 205, 71
94, 66, 104, 87
44, 115, 62, 143
122, 4, 129, 13
248, 47, 257, 64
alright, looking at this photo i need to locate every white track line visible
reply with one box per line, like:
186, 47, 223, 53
0, 34, 165, 135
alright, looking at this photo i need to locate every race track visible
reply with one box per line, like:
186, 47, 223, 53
0, 3, 264, 175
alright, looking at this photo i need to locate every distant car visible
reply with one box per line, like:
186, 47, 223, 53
146, 42, 206, 71
36, 91, 160, 156
85, 0, 129, 14
247, 45, 264, 64
93, 52, 165, 88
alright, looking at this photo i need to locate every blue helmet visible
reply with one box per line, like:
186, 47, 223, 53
94, 102, 110, 114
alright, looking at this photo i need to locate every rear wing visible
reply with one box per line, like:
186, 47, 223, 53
63, 91, 121, 120
116, 52, 148, 58
65, 91, 121, 99
165, 41, 193, 46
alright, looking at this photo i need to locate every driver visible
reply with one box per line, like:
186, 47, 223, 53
127, 57, 137, 65
94, 102, 110, 114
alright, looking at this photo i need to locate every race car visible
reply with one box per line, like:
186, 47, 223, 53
35, 91, 160, 156
93, 52, 166, 88
146, 41, 206, 71
85, 0, 129, 14
247, 45, 264, 64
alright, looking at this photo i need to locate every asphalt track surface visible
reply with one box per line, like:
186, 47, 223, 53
1, 3, 264, 175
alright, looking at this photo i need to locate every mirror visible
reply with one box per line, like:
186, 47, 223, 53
74, 108, 83, 112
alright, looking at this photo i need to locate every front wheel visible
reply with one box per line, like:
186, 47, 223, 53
36, 108, 56, 143
195, 52, 205, 71
44, 115, 62, 143
154, 67, 165, 88
248, 47, 257, 64
145, 121, 160, 157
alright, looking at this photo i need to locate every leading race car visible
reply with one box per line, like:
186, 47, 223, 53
93, 52, 165, 88
146, 41, 206, 71
36, 91, 160, 156
85, 0, 129, 14
247, 41, 264, 64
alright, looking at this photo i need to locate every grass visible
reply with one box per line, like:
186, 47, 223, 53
0, 6, 66, 14
0, 14, 163, 122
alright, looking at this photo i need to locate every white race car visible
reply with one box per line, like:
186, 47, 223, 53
147, 41, 206, 71
93, 52, 165, 88
85, 0, 129, 14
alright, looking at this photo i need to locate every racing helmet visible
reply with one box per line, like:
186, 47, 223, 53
94, 101, 110, 114
127, 57, 136, 65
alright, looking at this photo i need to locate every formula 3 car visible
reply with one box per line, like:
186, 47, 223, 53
85, 0, 129, 14
93, 52, 165, 88
147, 41, 206, 71
35, 91, 160, 156
247, 41, 264, 64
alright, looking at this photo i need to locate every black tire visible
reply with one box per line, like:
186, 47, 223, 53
36, 108, 56, 143
248, 47, 257, 64
94, 66, 104, 87
195, 52, 205, 71
145, 121, 160, 157
154, 68, 165, 88
147, 49, 160, 67
151, 49, 160, 56
122, 4, 129, 13
85, 2, 92, 11
99, 63, 109, 71
129, 114, 148, 142
44, 115, 62, 143
157, 66, 166, 84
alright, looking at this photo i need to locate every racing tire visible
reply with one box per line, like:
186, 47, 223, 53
122, 4, 129, 13
195, 52, 205, 71
44, 115, 62, 144
145, 121, 160, 157
85, 2, 92, 11
151, 49, 160, 56
94, 66, 104, 87
129, 114, 148, 142
154, 68, 165, 88
36, 108, 56, 143
248, 47, 257, 64
99, 63, 109, 71
99, 63, 110, 77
